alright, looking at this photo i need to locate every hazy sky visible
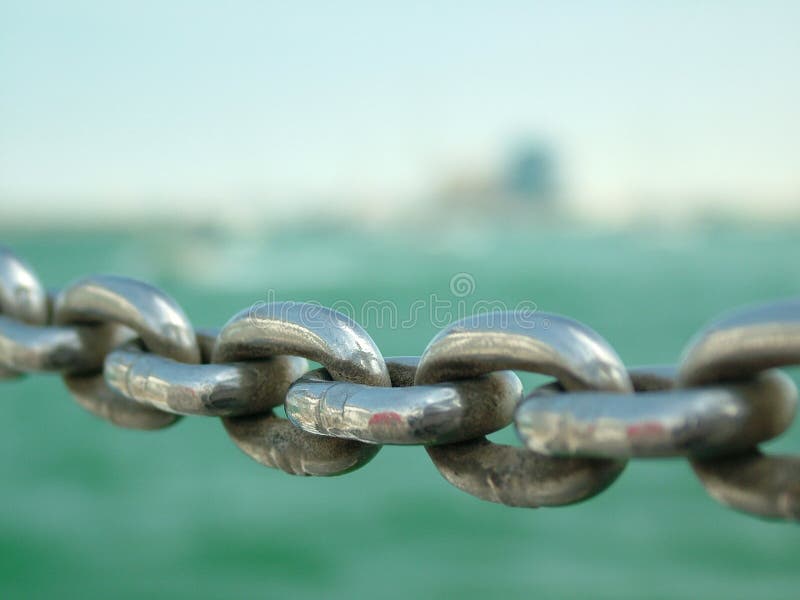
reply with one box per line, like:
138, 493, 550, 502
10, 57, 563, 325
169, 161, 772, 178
1, 1, 798, 223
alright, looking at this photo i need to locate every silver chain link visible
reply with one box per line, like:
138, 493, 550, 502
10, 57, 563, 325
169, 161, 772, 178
1, 245, 798, 520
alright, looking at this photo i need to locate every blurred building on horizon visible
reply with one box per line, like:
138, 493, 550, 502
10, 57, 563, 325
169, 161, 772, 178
435, 139, 561, 216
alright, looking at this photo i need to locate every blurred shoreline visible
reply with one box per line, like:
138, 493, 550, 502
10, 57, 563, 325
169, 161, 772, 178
3, 211, 797, 297
2, 195, 799, 236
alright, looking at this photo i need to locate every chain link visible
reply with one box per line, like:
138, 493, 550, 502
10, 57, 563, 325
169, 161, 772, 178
214, 302, 387, 475
53, 275, 201, 429
516, 368, 796, 458
0, 247, 49, 379
1, 245, 799, 520
415, 312, 631, 507
104, 329, 307, 417
286, 356, 522, 445
677, 299, 800, 520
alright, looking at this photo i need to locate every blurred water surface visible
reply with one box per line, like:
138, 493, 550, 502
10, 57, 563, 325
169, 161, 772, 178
1, 223, 799, 599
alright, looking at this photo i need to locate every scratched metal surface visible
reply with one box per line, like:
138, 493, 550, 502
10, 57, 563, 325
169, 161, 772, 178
1, 224, 799, 599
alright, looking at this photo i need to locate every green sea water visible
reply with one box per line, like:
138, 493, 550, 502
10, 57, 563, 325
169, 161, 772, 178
1, 223, 799, 599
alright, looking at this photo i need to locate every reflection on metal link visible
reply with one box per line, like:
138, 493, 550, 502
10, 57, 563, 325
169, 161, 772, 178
0, 247, 49, 379
0, 246, 48, 326
286, 356, 522, 445
104, 329, 307, 416
416, 312, 631, 507
516, 366, 797, 458
678, 298, 800, 520
0, 315, 109, 374
214, 301, 389, 386
53, 275, 201, 429
690, 450, 800, 521
426, 438, 625, 508
678, 298, 800, 386
213, 302, 388, 475
2, 245, 800, 520
221, 414, 379, 477
415, 312, 632, 391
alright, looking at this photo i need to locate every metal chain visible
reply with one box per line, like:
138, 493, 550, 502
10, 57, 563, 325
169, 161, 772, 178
1, 245, 798, 521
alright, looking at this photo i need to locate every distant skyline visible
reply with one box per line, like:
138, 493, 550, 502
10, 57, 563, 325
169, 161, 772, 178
1, 1, 798, 225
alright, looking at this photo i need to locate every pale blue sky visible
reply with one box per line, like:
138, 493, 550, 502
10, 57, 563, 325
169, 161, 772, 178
1, 1, 798, 223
